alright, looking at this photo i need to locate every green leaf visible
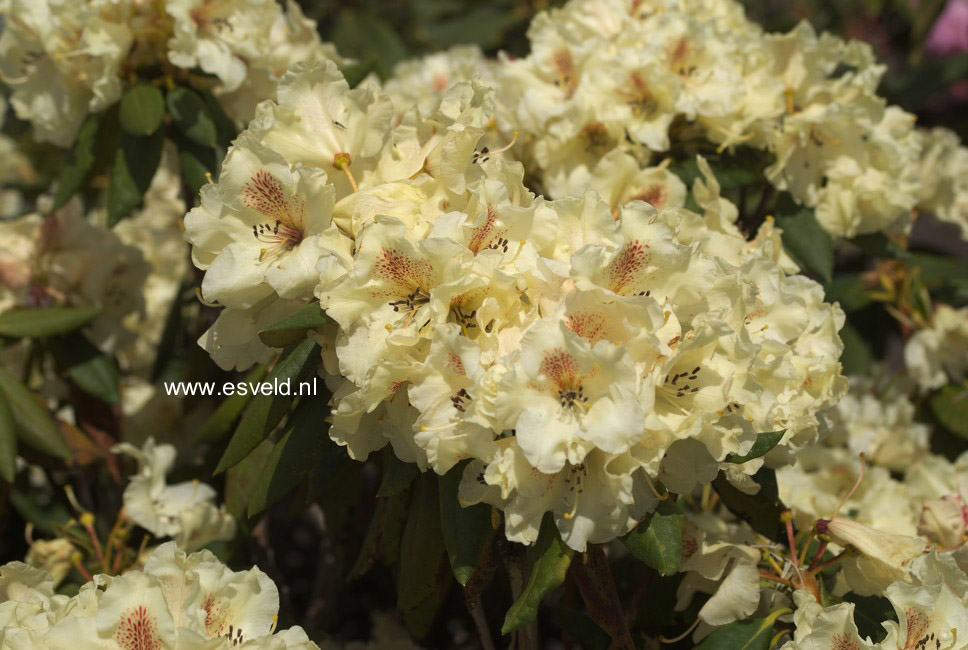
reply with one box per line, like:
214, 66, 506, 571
726, 431, 785, 464
840, 323, 873, 376
350, 496, 390, 579
176, 137, 218, 194
377, 450, 420, 497
166, 86, 217, 147
438, 461, 493, 586
0, 306, 101, 339
549, 607, 610, 650
824, 274, 873, 312
258, 303, 329, 348
340, 57, 377, 88
842, 593, 896, 643
712, 468, 783, 539
502, 513, 574, 634
107, 129, 164, 226
199, 90, 237, 149
350, 490, 410, 579
247, 394, 332, 517
397, 472, 451, 640
52, 333, 120, 404
150, 281, 188, 383
0, 389, 17, 482
119, 83, 165, 135
308, 442, 363, 534
51, 112, 101, 212
931, 384, 968, 440
424, 6, 523, 50
215, 338, 320, 474
196, 365, 267, 443
623, 511, 683, 576
0, 367, 70, 460
775, 198, 834, 282
225, 438, 274, 525
694, 611, 786, 650
850, 233, 910, 260
9, 478, 70, 534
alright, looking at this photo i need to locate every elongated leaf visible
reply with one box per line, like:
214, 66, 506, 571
107, 129, 164, 226
397, 472, 451, 640
119, 83, 165, 135
0, 306, 100, 339
726, 431, 785, 464
840, 323, 873, 376
53, 333, 120, 404
842, 593, 896, 643
439, 461, 492, 586
215, 338, 319, 474
166, 86, 217, 147
623, 511, 684, 576
258, 302, 329, 348
824, 274, 873, 312
51, 112, 101, 212
850, 233, 910, 260
694, 612, 785, 650
9, 479, 70, 534
0, 367, 69, 459
377, 451, 420, 497
225, 438, 274, 525
307, 439, 363, 534
775, 200, 834, 282
502, 514, 574, 634
341, 57, 377, 88
150, 281, 188, 383
0, 389, 17, 482
712, 468, 783, 539
199, 90, 237, 149
246, 394, 332, 517
350, 496, 390, 579
550, 607, 610, 650
196, 365, 267, 443
931, 384, 968, 440
176, 137, 218, 194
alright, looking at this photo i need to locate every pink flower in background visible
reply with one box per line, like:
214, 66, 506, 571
925, 0, 968, 55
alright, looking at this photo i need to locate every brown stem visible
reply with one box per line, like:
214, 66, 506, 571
571, 545, 635, 650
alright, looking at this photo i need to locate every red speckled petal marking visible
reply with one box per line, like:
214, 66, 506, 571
539, 349, 579, 389
446, 352, 466, 376
115, 606, 162, 650
468, 205, 508, 254
607, 239, 651, 295
202, 593, 228, 637
242, 170, 305, 228
831, 633, 863, 650
372, 247, 433, 298
903, 608, 937, 650
565, 311, 607, 342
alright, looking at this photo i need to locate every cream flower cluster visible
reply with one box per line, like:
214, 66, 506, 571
0, 542, 319, 649
88, 148, 190, 374
781, 552, 968, 650
113, 438, 236, 551
0, 0, 342, 146
904, 304, 968, 393
777, 381, 968, 594
473, 0, 926, 238
184, 60, 847, 551
822, 378, 930, 472
916, 127, 968, 240
0, 199, 150, 356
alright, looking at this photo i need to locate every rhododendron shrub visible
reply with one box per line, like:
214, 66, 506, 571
1, 0, 967, 648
